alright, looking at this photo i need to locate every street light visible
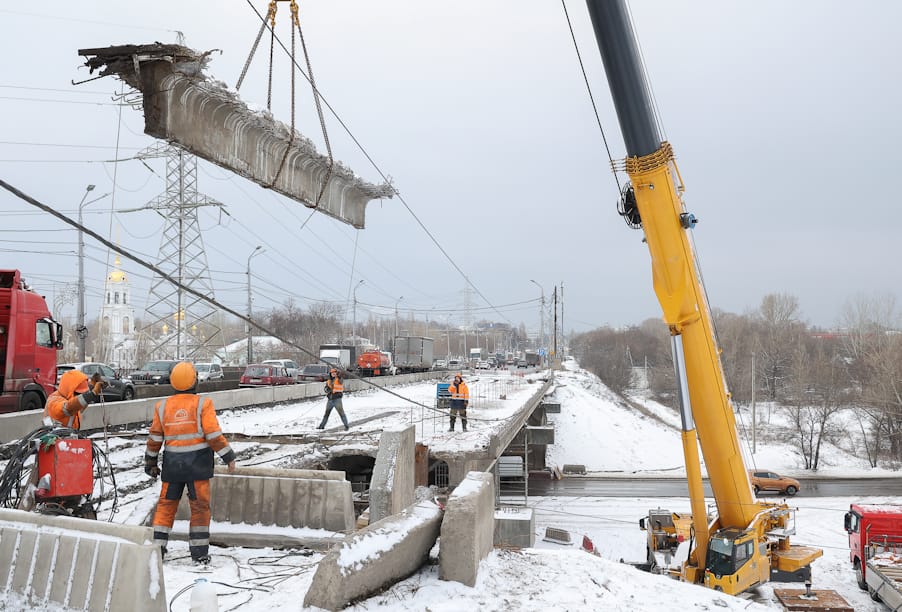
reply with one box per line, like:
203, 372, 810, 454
246, 245, 264, 364
530, 279, 545, 358
352, 280, 364, 350
76, 184, 110, 362
394, 296, 404, 340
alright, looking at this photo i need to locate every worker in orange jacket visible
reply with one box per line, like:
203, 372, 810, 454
144, 361, 236, 565
317, 368, 349, 430
44, 369, 107, 430
447, 373, 469, 432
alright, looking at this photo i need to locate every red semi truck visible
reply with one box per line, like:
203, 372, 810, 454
0, 270, 63, 413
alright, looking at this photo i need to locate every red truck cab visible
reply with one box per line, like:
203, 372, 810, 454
844, 503, 902, 589
0, 270, 63, 413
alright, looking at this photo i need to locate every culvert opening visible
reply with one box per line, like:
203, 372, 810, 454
329, 455, 376, 516
428, 459, 449, 488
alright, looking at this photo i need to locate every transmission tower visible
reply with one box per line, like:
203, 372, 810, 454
129, 143, 226, 361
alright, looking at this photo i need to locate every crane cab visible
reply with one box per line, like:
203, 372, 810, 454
703, 529, 769, 594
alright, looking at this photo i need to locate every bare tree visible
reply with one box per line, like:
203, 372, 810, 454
756, 293, 804, 401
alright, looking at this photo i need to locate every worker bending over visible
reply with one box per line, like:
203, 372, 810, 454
144, 361, 236, 565
44, 370, 107, 430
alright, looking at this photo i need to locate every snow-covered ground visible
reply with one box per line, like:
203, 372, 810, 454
4, 362, 899, 611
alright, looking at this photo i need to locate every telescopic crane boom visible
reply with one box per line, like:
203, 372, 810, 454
584, 0, 822, 595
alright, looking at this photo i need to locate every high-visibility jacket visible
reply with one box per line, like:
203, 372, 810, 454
448, 380, 469, 407
44, 370, 90, 430
145, 393, 235, 482
326, 376, 344, 398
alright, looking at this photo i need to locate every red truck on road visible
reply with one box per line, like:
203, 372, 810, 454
0, 270, 63, 413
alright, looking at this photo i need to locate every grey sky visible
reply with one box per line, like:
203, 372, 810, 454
2, 1, 900, 340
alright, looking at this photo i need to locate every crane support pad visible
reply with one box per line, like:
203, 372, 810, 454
774, 545, 824, 572
773, 589, 853, 611
78, 43, 394, 229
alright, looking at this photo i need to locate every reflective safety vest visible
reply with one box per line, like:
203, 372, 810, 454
146, 394, 235, 482
326, 376, 344, 397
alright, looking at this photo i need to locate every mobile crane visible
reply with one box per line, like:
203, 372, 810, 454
584, 0, 822, 595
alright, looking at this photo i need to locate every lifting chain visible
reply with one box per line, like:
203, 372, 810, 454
236, 1, 335, 206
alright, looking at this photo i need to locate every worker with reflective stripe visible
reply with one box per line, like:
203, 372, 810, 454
44, 369, 106, 430
317, 367, 349, 430
144, 361, 236, 565
447, 373, 469, 432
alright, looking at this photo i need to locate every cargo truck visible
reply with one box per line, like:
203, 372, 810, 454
0, 270, 63, 413
319, 344, 356, 371
844, 503, 902, 606
393, 336, 433, 373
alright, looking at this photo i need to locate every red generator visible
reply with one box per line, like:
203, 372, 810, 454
36, 438, 94, 498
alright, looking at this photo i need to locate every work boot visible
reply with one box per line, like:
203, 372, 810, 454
462, 423, 468, 432
448, 417, 455, 432
160, 546, 167, 561
193, 555, 211, 566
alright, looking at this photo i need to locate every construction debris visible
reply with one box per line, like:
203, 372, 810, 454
78, 43, 393, 228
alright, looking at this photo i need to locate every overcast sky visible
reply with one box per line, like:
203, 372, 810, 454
2, 1, 901, 342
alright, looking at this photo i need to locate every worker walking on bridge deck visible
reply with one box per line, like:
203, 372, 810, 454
144, 361, 236, 565
448, 373, 469, 432
318, 368, 349, 431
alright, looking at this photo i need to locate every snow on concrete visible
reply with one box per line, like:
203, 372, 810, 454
2, 361, 900, 610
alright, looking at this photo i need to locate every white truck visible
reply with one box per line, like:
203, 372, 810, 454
318, 344, 356, 371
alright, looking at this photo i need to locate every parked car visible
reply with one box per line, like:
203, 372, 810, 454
433, 359, 447, 370
516, 359, 528, 368
748, 470, 800, 496
475, 360, 490, 370
195, 362, 223, 382
298, 363, 330, 382
56, 362, 135, 401
131, 360, 179, 385
262, 359, 300, 381
239, 364, 294, 387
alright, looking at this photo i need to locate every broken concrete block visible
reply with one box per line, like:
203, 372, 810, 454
494, 506, 535, 548
369, 424, 415, 523
78, 43, 393, 229
440, 471, 495, 586
303, 500, 443, 611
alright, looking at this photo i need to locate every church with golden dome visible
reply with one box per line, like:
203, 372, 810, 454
99, 255, 136, 368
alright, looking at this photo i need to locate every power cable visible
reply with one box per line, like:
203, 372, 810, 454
241, 0, 512, 326
0, 178, 513, 422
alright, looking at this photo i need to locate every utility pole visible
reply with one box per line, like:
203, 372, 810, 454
530, 279, 545, 358
76, 185, 110, 362
751, 352, 756, 454
394, 296, 403, 346
352, 280, 364, 351
246, 245, 264, 365
553, 285, 558, 359
560, 281, 565, 358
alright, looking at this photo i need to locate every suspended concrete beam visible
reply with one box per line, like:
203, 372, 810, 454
78, 43, 394, 229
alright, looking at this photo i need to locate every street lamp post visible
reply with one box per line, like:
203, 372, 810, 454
352, 280, 364, 351
246, 245, 264, 365
76, 185, 110, 362
530, 279, 545, 359
394, 296, 403, 340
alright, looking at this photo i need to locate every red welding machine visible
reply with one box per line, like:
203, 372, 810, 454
35, 438, 94, 498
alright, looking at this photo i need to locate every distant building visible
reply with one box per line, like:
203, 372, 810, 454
98, 256, 137, 369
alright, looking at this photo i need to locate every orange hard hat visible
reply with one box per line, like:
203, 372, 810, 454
170, 361, 197, 392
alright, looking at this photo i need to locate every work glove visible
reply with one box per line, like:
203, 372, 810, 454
90, 373, 109, 395
464, 401, 469, 408
324, 384, 331, 397
144, 455, 160, 478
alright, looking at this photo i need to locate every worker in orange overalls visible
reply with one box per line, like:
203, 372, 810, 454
144, 361, 236, 565
44, 369, 107, 430
447, 372, 469, 432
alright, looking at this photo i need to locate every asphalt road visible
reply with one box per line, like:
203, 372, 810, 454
525, 476, 902, 497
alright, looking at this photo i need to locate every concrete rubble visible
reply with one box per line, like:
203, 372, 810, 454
303, 500, 444, 611
369, 424, 415, 523
439, 471, 495, 586
78, 43, 394, 229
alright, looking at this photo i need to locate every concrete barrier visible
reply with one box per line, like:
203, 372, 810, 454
440, 471, 495, 586
303, 500, 443, 611
369, 425, 415, 524
169, 469, 355, 533
0, 508, 165, 612
494, 507, 535, 548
